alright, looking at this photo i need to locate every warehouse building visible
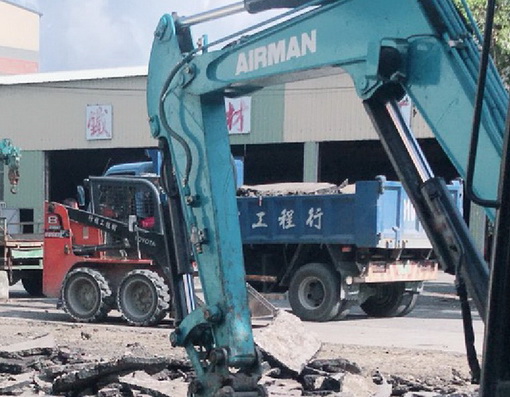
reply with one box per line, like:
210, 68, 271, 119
0, 67, 456, 231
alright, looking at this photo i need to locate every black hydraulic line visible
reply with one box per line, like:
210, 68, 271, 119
364, 95, 489, 317
72, 242, 129, 255
158, 52, 195, 186
465, 0, 499, 208
365, 94, 491, 385
479, 100, 510, 397
158, 138, 196, 322
365, 95, 490, 383
455, 273, 481, 384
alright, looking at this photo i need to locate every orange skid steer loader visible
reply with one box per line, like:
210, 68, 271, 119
42, 176, 178, 326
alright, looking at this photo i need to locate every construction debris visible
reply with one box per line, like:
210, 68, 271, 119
254, 310, 322, 375
51, 355, 174, 393
0, 333, 477, 396
237, 181, 354, 197
119, 370, 188, 397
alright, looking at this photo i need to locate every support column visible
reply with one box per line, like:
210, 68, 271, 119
469, 202, 487, 257
0, 270, 9, 301
303, 141, 319, 182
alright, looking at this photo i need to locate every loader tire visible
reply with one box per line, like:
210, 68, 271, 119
360, 282, 407, 318
117, 269, 171, 326
288, 263, 340, 322
62, 267, 113, 322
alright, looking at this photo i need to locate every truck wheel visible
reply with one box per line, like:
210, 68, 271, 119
117, 269, 171, 326
288, 263, 340, 322
21, 270, 43, 296
62, 268, 113, 322
360, 282, 407, 317
395, 292, 419, 317
9, 272, 21, 286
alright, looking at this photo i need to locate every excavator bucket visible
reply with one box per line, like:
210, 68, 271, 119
246, 282, 279, 323
194, 276, 278, 323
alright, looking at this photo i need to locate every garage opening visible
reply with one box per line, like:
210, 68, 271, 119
232, 143, 304, 185
319, 139, 458, 185
48, 148, 154, 203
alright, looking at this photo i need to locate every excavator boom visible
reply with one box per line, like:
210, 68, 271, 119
146, 1, 508, 395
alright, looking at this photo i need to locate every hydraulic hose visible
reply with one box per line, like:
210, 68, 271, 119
466, 0, 499, 208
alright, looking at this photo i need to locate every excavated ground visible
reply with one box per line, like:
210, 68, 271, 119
0, 276, 482, 396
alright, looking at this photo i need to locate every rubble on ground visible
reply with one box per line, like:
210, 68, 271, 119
0, 333, 478, 396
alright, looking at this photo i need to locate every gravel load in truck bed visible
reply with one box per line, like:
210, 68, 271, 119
237, 181, 354, 197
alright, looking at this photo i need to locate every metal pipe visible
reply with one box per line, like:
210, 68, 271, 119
479, 97, 510, 397
385, 100, 434, 183
465, 0, 499, 208
178, 2, 245, 28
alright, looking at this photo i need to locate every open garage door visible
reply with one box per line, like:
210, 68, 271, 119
48, 148, 154, 203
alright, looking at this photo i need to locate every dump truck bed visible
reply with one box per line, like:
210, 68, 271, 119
238, 179, 463, 248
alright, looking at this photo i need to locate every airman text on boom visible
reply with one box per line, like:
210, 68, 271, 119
235, 30, 317, 75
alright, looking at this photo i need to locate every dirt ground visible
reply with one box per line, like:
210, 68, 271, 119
0, 312, 480, 396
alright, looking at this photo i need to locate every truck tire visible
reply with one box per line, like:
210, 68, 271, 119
9, 272, 21, 286
62, 267, 113, 322
288, 263, 340, 322
117, 269, 171, 326
395, 292, 419, 317
360, 282, 407, 317
21, 270, 43, 296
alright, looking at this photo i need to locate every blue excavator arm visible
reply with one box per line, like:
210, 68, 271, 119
0, 138, 21, 194
146, 1, 508, 395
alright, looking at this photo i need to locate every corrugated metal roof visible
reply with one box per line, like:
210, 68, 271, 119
0, 66, 148, 85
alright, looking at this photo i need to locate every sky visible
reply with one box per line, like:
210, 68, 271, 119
11, 0, 281, 72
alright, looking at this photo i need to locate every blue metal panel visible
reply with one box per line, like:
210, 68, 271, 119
239, 179, 463, 248
239, 193, 356, 244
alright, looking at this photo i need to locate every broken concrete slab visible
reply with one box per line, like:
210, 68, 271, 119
253, 310, 321, 375
302, 372, 343, 392
372, 380, 392, 397
33, 373, 53, 394
98, 385, 124, 397
308, 358, 362, 375
341, 373, 380, 397
259, 375, 303, 396
0, 333, 56, 357
119, 370, 188, 397
52, 355, 171, 393
0, 356, 31, 374
0, 371, 35, 394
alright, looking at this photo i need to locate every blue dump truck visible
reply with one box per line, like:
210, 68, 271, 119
102, 162, 462, 322
238, 177, 463, 321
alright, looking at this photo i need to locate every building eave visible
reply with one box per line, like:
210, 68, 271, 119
0, 66, 148, 85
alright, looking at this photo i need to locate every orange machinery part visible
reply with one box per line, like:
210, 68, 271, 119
42, 202, 155, 298
42, 202, 105, 298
